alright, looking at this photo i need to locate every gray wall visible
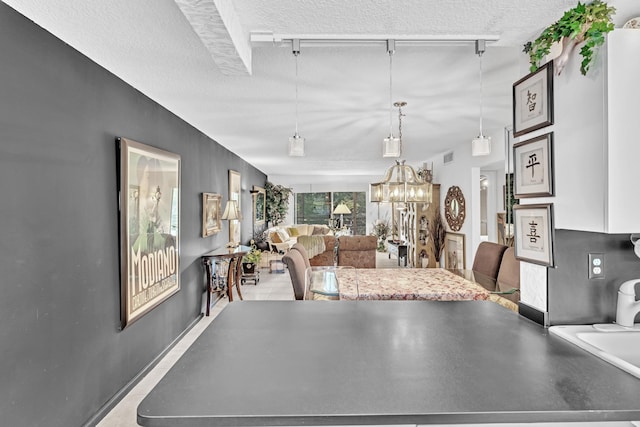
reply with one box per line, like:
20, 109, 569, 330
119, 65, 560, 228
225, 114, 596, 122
0, 4, 266, 426
548, 230, 640, 325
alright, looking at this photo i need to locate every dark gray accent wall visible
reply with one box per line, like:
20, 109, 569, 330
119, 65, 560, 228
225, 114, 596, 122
548, 229, 640, 325
0, 4, 266, 426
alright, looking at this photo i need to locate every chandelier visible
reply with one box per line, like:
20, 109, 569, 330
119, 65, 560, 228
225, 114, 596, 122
370, 160, 433, 204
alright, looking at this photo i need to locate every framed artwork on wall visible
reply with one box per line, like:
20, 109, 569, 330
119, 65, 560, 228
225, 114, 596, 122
513, 203, 555, 267
228, 170, 241, 244
512, 61, 554, 137
202, 192, 221, 237
253, 186, 266, 225
444, 232, 465, 269
513, 132, 554, 198
117, 137, 181, 329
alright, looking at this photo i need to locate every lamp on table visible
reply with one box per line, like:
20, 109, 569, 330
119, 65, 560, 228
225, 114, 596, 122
333, 203, 351, 229
221, 199, 242, 248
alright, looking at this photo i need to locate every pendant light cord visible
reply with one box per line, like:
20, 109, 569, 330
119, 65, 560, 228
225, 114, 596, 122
478, 48, 484, 137
388, 49, 394, 137
294, 51, 300, 136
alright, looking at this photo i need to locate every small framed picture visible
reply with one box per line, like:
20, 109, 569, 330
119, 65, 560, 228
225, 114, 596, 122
512, 61, 554, 137
513, 203, 555, 267
444, 232, 466, 269
202, 193, 221, 237
513, 132, 554, 198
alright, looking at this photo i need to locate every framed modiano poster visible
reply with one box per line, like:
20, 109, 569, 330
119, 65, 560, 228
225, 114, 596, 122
444, 232, 466, 269
117, 137, 181, 329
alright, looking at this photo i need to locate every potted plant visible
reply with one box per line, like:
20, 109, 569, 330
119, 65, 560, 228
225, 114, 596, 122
430, 214, 446, 266
242, 240, 262, 274
265, 181, 292, 226
371, 219, 390, 252
523, 0, 616, 76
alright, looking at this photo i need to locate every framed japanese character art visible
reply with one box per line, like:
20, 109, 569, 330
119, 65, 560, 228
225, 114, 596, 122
444, 232, 465, 270
513, 132, 554, 198
202, 192, 221, 237
512, 61, 554, 137
117, 137, 181, 329
513, 203, 554, 267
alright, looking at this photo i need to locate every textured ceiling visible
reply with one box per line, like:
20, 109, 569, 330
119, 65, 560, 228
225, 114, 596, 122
2, 0, 638, 185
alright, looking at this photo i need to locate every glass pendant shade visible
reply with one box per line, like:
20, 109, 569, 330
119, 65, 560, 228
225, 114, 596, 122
289, 133, 305, 157
383, 136, 401, 157
472, 135, 491, 156
370, 161, 432, 204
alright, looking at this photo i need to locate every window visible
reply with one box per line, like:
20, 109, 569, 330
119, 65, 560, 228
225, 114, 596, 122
295, 192, 366, 235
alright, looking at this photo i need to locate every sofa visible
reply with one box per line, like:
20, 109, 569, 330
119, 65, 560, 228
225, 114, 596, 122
265, 224, 332, 253
305, 235, 377, 269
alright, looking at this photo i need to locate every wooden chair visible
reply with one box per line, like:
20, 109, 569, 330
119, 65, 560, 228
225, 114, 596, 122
472, 241, 508, 280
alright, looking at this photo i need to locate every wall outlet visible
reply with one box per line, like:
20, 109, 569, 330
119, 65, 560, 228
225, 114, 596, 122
588, 253, 605, 279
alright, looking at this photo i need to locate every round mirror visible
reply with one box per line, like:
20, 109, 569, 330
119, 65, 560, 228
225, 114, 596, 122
444, 186, 466, 231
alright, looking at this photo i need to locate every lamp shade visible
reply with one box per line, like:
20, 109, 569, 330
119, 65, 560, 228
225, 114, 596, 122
221, 200, 241, 220
333, 203, 351, 215
383, 136, 401, 157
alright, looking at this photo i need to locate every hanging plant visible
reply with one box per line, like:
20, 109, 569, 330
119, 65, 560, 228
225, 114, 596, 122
265, 181, 292, 226
523, 0, 616, 76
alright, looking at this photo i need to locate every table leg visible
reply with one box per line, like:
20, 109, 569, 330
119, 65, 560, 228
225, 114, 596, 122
234, 255, 244, 300
203, 258, 213, 316
226, 258, 235, 302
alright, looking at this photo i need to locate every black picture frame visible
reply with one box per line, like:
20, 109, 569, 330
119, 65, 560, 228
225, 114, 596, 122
512, 61, 554, 137
513, 132, 554, 198
513, 203, 555, 267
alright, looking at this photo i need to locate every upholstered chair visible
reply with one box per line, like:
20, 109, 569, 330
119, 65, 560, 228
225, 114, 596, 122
471, 241, 508, 280
291, 243, 311, 270
495, 247, 521, 304
282, 249, 307, 300
337, 235, 377, 268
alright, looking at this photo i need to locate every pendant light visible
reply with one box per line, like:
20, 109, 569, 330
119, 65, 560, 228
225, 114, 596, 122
383, 39, 401, 158
288, 39, 305, 157
472, 39, 491, 156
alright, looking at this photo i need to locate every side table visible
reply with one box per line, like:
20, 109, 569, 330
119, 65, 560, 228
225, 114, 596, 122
201, 245, 250, 315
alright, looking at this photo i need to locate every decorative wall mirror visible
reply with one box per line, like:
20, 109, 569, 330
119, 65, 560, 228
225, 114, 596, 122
253, 186, 266, 225
444, 186, 466, 231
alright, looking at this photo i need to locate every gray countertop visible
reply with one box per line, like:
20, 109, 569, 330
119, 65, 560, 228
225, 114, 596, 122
138, 301, 640, 426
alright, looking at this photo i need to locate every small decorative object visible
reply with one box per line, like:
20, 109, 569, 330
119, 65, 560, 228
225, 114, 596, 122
523, 0, 616, 76
430, 214, 446, 264
117, 137, 181, 329
444, 186, 466, 232
513, 203, 555, 267
623, 17, 640, 29
513, 132, 555, 198
512, 61, 554, 137
202, 193, 221, 237
444, 232, 466, 269
228, 170, 242, 244
417, 164, 433, 183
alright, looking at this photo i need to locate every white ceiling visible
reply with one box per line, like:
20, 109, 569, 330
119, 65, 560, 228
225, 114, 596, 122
3, 0, 638, 185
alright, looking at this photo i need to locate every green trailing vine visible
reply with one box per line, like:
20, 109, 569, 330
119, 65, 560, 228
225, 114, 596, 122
523, 0, 616, 75
265, 181, 292, 226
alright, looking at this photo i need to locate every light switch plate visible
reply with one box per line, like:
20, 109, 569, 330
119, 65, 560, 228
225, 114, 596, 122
588, 253, 605, 279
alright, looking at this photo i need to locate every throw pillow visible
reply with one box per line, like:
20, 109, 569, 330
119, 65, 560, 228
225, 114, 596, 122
270, 232, 282, 243
312, 226, 327, 235
288, 227, 300, 237
276, 229, 289, 243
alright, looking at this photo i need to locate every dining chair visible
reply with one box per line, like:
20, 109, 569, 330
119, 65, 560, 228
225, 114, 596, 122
472, 241, 508, 280
282, 249, 307, 300
291, 243, 311, 270
494, 247, 520, 304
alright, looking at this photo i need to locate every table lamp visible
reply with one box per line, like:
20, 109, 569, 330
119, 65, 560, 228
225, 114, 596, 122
221, 199, 242, 248
333, 203, 351, 229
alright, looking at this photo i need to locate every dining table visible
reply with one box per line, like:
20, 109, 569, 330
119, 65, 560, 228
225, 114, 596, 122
307, 267, 518, 311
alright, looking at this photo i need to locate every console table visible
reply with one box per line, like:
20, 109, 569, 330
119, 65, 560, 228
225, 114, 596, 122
387, 240, 407, 266
201, 245, 250, 315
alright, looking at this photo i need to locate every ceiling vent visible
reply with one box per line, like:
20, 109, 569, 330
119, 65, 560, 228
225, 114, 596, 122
443, 151, 454, 164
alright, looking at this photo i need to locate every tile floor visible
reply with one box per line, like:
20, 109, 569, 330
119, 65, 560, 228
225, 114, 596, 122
97, 252, 399, 426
